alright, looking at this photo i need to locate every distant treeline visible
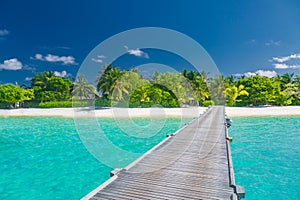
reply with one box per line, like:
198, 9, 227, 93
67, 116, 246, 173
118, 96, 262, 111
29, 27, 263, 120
0, 65, 299, 108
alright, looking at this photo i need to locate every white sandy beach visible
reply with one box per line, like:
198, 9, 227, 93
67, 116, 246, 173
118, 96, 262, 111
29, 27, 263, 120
0, 106, 300, 118
225, 106, 300, 117
0, 107, 206, 118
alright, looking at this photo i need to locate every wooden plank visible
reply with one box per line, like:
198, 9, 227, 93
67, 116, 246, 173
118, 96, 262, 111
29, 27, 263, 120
82, 106, 244, 199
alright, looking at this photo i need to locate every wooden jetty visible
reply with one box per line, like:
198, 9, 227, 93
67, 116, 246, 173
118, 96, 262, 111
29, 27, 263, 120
82, 106, 245, 199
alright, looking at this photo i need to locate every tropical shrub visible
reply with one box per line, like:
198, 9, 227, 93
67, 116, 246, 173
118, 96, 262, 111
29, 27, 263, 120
202, 100, 215, 107
95, 97, 111, 107
39, 101, 73, 108
129, 83, 180, 108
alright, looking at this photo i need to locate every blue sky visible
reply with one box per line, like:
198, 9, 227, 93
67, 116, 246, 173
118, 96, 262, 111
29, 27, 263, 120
1, 0, 300, 84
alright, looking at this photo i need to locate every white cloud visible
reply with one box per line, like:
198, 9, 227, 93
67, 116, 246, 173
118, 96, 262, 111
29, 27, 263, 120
0, 58, 23, 70
91, 58, 103, 63
54, 70, 67, 77
92, 55, 106, 63
32, 53, 77, 65
255, 70, 277, 77
273, 63, 289, 69
273, 63, 300, 69
265, 40, 281, 46
35, 54, 43, 60
124, 46, 149, 58
235, 70, 277, 78
272, 54, 300, 63
0, 29, 9, 36
271, 53, 300, 70
44, 54, 76, 65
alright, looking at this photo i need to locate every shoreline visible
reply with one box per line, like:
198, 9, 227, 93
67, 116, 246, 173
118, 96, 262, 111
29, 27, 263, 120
0, 106, 300, 118
0, 107, 206, 118
225, 106, 300, 117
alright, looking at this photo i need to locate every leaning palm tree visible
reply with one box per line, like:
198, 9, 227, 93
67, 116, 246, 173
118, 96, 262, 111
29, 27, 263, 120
72, 74, 97, 100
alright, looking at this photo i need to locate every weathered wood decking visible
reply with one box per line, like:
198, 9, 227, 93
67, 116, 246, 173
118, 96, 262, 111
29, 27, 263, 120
82, 106, 244, 200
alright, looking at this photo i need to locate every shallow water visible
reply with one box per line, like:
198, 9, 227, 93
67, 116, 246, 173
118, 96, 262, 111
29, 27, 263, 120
1, 116, 299, 199
0, 117, 189, 199
229, 116, 300, 200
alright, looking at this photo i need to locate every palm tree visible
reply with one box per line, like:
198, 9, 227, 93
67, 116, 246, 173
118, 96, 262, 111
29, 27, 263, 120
295, 76, 300, 100
72, 74, 97, 100
281, 73, 295, 84
182, 70, 210, 103
112, 78, 130, 101
225, 75, 235, 87
192, 73, 210, 103
182, 69, 199, 81
97, 66, 124, 100
31, 71, 55, 89
277, 73, 295, 91
208, 75, 226, 105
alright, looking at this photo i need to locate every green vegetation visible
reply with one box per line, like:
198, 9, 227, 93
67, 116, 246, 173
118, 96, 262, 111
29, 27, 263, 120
39, 101, 73, 108
72, 74, 97, 100
129, 83, 179, 108
225, 85, 249, 106
153, 71, 194, 105
31, 71, 72, 101
0, 67, 300, 108
234, 74, 300, 106
0, 84, 34, 108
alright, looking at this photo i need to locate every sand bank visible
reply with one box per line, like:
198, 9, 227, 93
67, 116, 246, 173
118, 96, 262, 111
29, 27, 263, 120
0, 107, 207, 118
0, 106, 299, 118
225, 106, 300, 117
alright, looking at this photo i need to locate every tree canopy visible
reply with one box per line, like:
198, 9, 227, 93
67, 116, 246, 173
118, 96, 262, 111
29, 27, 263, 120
31, 71, 73, 101
72, 74, 97, 100
0, 84, 34, 108
1, 67, 300, 108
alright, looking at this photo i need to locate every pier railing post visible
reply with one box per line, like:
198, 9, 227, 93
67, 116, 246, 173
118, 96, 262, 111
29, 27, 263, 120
224, 106, 245, 199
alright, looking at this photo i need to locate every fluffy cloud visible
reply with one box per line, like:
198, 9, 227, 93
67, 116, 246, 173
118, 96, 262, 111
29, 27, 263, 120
0, 29, 9, 36
273, 63, 300, 69
0, 58, 23, 70
54, 70, 68, 77
235, 70, 277, 78
92, 55, 105, 63
272, 54, 300, 63
273, 63, 289, 69
35, 54, 43, 60
32, 53, 77, 65
272, 53, 300, 70
124, 46, 149, 58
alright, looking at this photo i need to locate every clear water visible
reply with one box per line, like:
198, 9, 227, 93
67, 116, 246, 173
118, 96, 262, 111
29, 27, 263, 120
1, 116, 299, 200
229, 116, 300, 200
0, 117, 189, 200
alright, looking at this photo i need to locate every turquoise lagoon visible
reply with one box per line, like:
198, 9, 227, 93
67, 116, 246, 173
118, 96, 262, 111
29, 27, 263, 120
229, 116, 300, 200
0, 117, 188, 199
0, 116, 299, 199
